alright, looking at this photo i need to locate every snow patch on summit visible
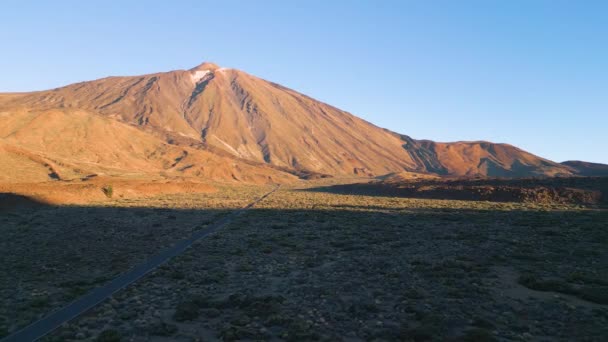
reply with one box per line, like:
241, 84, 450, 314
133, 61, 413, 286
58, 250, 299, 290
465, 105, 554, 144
191, 70, 211, 83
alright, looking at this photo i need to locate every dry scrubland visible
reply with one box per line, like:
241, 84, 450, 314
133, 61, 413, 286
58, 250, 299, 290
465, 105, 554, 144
0, 183, 607, 341
0, 184, 272, 337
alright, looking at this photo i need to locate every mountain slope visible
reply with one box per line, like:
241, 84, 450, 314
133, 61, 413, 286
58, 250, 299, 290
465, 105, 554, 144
413, 139, 571, 177
0, 108, 296, 183
0, 61, 576, 180
562, 161, 608, 177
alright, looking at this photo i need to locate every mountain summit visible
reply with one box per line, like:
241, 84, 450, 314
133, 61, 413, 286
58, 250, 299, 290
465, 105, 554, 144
190, 62, 221, 71
0, 62, 586, 183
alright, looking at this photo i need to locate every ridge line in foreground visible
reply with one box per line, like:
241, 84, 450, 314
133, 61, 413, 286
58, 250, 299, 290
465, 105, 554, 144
2, 185, 280, 342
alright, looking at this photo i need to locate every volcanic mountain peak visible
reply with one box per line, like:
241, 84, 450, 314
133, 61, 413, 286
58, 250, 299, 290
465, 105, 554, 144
0, 62, 582, 181
189, 62, 232, 83
190, 61, 220, 71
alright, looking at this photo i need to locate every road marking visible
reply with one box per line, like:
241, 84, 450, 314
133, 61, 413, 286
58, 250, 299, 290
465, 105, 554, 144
2, 186, 279, 342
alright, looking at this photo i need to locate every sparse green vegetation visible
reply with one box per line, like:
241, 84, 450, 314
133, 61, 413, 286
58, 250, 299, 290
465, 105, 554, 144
578, 286, 608, 305
518, 274, 578, 295
29, 296, 49, 308
96, 329, 121, 342
173, 301, 200, 321
461, 328, 497, 342
149, 321, 178, 336
101, 184, 113, 198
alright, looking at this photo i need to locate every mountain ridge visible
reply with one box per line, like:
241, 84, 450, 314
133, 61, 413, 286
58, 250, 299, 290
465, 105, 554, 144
561, 160, 608, 177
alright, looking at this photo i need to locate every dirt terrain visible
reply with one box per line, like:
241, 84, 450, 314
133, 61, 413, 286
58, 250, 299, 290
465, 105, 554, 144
1, 181, 606, 341
0, 178, 217, 206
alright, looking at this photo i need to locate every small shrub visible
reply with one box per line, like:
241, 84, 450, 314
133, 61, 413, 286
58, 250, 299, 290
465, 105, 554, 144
101, 185, 113, 198
461, 328, 497, 342
191, 294, 215, 308
97, 329, 121, 342
401, 324, 435, 341
578, 287, 608, 305
174, 301, 200, 321
201, 307, 221, 318
149, 322, 178, 336
566, 272, 608, 286
518, 274, 577, 295
220, 325, 260, 341
67, 286, 87, 299
472, 318, 495, 329
404, 288, 425, 299
169, 270, 185, 280
29, 296, 49, 308
519, 275, 608, 304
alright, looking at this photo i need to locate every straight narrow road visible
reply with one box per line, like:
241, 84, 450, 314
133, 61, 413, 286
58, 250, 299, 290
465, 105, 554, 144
2, 185, 279, 342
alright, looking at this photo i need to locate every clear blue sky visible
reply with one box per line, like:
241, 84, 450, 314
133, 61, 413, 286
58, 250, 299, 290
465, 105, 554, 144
1, 0, 606, 163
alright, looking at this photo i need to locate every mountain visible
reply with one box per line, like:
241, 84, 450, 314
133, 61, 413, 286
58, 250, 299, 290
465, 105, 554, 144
0, 61, 577, 182
411, 139, 572, 177
561, 161, 608, 177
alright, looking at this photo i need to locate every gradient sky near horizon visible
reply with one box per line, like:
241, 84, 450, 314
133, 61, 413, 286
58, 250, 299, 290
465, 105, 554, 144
1, 0, 606, 163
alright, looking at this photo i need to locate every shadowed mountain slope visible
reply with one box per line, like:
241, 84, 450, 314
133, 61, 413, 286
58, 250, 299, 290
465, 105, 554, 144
562, 160, 608, 177
0, 62, 577, 180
